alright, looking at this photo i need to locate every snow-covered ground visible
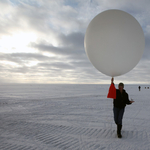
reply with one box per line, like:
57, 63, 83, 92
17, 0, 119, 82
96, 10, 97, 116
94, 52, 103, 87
0, 84, 150, 150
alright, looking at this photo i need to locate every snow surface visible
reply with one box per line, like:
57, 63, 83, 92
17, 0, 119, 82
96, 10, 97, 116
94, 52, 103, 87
0, 84, 150, 150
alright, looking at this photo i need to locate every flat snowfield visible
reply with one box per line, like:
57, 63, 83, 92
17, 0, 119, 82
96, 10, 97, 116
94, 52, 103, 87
0, 84, 150, 150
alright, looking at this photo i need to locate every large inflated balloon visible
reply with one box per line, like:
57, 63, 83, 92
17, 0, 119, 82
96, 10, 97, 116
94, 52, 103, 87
84, 9, 145, 77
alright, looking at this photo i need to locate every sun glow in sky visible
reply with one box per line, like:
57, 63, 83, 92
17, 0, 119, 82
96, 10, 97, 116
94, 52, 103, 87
0, 32, 37, 53
0, 0, 150, 84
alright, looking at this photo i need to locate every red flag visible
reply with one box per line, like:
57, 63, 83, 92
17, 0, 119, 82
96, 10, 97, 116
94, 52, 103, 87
107, 83, 116, 99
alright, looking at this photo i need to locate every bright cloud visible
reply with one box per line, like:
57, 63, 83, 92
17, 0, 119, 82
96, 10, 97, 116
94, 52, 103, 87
0, 32, 37, 53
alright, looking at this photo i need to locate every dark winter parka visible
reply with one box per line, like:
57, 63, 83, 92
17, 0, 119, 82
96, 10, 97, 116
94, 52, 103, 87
113, 89, 131, 108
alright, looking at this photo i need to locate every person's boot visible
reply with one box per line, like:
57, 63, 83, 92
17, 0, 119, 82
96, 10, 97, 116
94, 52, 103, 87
117, 124, 122, 138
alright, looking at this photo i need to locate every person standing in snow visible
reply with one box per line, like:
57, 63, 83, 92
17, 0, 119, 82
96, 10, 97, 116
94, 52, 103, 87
111, 78, 134, 138
138, 86, 141, 91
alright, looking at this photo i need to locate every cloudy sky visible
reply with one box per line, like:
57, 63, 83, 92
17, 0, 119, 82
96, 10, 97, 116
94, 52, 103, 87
0, 0, 150, 84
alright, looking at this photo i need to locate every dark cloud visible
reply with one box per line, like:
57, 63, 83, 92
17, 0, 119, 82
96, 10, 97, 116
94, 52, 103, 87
0, 53, 53, 64
59, 32, 84, 48
29, 32, 86, 63
142, 33, 150, 60
38, 62, 74, 70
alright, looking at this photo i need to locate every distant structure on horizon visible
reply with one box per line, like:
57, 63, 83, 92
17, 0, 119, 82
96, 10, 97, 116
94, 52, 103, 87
144, 87, 149, 89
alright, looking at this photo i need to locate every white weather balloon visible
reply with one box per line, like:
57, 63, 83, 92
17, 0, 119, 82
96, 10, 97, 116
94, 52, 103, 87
84, 9, 145, 77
